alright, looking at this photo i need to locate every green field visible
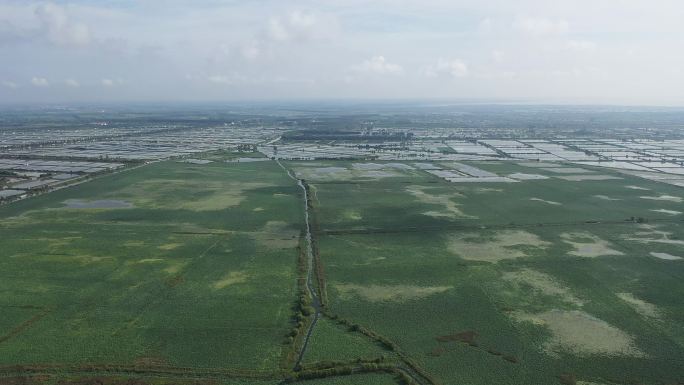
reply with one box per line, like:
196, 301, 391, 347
299, 160, 684, 385
2, 158, 684, 384
0, 160, 302, 376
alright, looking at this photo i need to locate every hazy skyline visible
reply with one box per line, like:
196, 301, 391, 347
1, 0, 683, 105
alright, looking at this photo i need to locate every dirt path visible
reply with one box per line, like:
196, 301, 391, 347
276, 160, 436, 384
276, 160, 323, 370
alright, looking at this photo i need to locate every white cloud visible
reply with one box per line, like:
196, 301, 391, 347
207, 74, 240, 85
478, 17, 493, 33
1, 1, 684, 104
551, 68, 583, 78
352, 56, 403, 75
267, 19, 289, 42
567, 40, 597, 52
513, 17, 569, 36
1, 80, 18, 89
476, 71, 517, 80
205, 73, 312, 86
64, 78, 80, 87
240, 41, 261, 60
101, 78, 123, 87
31, 76, 49, 87
0, 2, 91, 47
422, 59, 469, 79
266, 10, 337, 43
35, 3, 90, 46
551, 66, 597, 79
221, 10, 339, 62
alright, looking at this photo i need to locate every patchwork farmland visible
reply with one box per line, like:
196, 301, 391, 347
2, 155, 684, 384
2, 105, 684, 384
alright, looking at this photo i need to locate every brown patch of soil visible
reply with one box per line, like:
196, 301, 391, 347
0, 376, 51, 385
427, 346, 446, 357
436, 330, 478, 346
57, 378, 149, 385
133, 357, 169, 367
559, 373, 577, 385
56, 377, 219, 385
165, 275, 184, 288
487, 348, 503, 356
502, 355, 518, 363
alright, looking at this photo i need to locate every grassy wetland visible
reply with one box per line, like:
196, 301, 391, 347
2, 157, 684, 385
297, 160, 684, 385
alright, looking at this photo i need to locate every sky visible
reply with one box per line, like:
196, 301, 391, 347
1, 0, 683, 105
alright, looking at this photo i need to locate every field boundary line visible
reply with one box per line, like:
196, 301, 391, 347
323, 311, 441, 385
112, 235, 224, 336
0, 307, 53, 345
320, 217, 684, 236
0, 364, 281, 380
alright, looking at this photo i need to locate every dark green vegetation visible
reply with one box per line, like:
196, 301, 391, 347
302, 160, 684, 385
3, 157, 684, 385
0, 160, 302, 381
0, 158, 427, 385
